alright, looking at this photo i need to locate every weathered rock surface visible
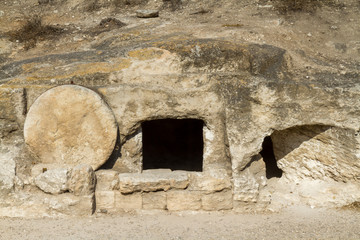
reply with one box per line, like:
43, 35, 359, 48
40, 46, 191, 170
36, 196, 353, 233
95, 170, 119, 191
0, 0, 360, 216
0, 192, 95, 217
34, 168, 70, 194
136, 9, 159, 18
24, 85, 117, 170
0, 151, 16, 195
142, 191, 167, 210
115, 192, 142, 210
31, 164, 66, 178
68, 164, 96, 196
272, 125, 360, 182
202, 190, 233, 211
119, 169, 189, 193
95, 191, 115, 209
167, 191, 202, 211
188, 171, 232, 192
233, 170, 261, 202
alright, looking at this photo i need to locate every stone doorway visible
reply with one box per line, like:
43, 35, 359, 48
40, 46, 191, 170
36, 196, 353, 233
142, 118, 204, 171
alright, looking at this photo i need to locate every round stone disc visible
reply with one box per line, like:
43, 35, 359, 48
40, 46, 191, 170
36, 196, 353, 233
24, 85, 117, 170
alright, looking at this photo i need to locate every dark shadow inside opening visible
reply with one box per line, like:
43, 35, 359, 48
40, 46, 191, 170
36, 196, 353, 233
260, 136, 283, 179
142, 119, 204, 171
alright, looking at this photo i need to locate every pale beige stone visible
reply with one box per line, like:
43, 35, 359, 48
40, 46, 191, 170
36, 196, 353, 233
46, 193, 95, 216
136, 9, 159, 18
272, 126, 360, 182
115, 192, 142, 210
95, 170, 119, 191
233, 170, 260, 202
119, 169, 189, 193
34, 168, 70, 194
202, 190, 233, 211
95, 191, 115, 209
31, 164, 70, 178
24, 85, 117, 170
114, 130, 142, 173
0, 191, 95, 217
142, 192, 167, 210
103, 86, 227, 175
188, 172, 231, 192
167, 191, 202, 211
0, 152, 15, 195
68, 164, 96, 196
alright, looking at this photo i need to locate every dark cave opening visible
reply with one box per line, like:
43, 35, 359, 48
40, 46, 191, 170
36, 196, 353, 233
142, 118, 204, 171
260, 136, 283, 179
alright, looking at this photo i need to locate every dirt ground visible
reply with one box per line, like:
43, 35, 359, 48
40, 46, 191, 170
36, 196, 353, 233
0, 206, 360, 240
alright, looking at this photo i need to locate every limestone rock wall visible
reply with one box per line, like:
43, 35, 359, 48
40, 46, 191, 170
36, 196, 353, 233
0, 37, 359, 216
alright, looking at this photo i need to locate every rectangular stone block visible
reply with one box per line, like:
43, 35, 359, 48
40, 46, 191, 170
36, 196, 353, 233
119, 169, 189, 193
48, 193, 95, 216
167, 191, 202, 211
233, 170, 260, 202
95, 170, 119, 191
115, 192, 142, 210
188, 171, 231, 192
202, 190, 233, 211
142, 191, 167, 210
95, 191, 115, 209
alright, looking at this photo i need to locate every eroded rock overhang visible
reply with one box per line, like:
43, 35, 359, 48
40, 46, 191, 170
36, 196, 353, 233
0, 37, 359, 216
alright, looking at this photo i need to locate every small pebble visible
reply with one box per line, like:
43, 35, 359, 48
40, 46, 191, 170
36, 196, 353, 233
136, 10, 159, 18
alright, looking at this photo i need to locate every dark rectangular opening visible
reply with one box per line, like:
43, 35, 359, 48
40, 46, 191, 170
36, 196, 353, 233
142, 119, 204, 171
260, 136, 283, 179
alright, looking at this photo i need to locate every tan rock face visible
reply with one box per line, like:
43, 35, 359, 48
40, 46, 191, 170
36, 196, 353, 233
118, 169, 189, 193
142, 192, 167, 210
24, 85, 117, 170
68, 164, 96, 196
202, 190, 233, 211
167, 191, 202, 211
34, 168, 70, 194
272, 125, 360, 182
95, 170, 120, 191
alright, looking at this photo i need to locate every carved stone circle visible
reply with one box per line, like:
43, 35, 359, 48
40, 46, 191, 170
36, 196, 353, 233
24, 85, 117, 170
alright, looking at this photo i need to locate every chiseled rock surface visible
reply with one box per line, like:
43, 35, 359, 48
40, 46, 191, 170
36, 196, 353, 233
31, 163, 70, 178
188, 170, 232, 192
95, 170, 120, 191
34, 168, 70, 194
167, 191, 202, 211
0, 151, 16, 195
68, 164, 96, 196
272, 125, 360, 182
115, 192, 142, 210
119, 169, 189, 193
0, 0, 360, 215
0, 191, 95, 217
95, 191, 115, 210
24, 85, 117, 170
142, 191, 167, 210
202, 190, 233, 211
233, 170, 260, 202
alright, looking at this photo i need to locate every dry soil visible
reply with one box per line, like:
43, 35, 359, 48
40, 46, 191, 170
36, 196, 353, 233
1, 206, 360, 240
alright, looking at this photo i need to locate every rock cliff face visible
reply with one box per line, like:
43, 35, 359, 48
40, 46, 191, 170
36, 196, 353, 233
0, 0, 359, 216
